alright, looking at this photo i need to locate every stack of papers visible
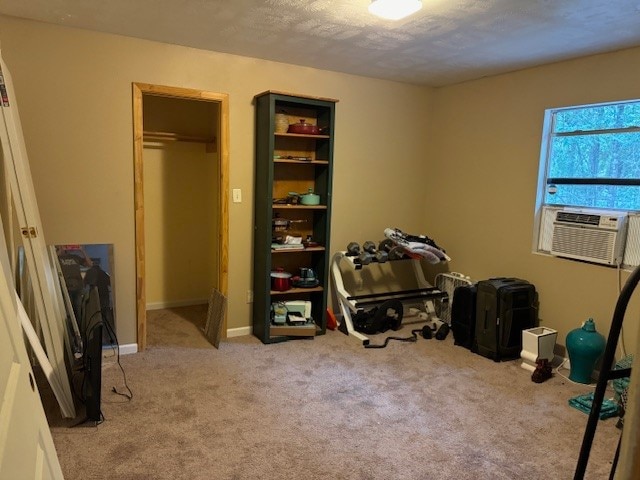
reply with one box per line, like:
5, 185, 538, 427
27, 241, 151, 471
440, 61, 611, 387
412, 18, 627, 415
271, 243, 304, 250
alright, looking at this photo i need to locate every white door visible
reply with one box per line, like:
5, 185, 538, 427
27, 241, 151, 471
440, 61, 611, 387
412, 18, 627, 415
0, 252, 64, 478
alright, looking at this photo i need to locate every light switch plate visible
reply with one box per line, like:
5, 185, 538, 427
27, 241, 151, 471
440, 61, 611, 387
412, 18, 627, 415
232, 188, 242, 203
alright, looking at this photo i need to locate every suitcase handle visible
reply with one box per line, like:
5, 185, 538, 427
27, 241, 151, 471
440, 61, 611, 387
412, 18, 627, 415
488, 277, 517, 284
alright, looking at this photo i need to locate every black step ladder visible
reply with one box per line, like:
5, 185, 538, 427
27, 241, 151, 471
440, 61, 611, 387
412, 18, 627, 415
574, 264, 639, 479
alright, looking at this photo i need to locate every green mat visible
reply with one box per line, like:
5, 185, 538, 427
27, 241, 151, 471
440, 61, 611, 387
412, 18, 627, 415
568, 392, 620, 420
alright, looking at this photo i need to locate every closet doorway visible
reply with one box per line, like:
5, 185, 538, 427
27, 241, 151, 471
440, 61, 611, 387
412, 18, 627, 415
132, 83, 229, 351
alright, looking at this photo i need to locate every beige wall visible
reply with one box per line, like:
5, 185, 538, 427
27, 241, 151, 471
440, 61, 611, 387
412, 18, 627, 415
428, 47, 640, 353
143, 142, 217, 307
3, 14, 638, 352
0, 16, 431, 344
142, 96, 219, 308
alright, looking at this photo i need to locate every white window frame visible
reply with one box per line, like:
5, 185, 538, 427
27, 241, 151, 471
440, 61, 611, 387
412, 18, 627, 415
533, 99, 640, 268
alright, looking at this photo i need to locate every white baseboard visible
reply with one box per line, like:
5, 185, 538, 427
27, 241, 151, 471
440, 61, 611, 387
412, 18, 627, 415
146, 298, 208, 310
146, 301, 253, 339
118, 343, 138, 355
102, 330, 250, 359
103, 343, 138, 358
227, 326, 251, 338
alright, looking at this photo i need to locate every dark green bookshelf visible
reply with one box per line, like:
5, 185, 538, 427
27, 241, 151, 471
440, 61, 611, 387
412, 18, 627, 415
253, 91, 337, 344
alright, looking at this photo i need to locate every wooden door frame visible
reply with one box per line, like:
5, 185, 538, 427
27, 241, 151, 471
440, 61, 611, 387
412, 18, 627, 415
132, 83, 229, 351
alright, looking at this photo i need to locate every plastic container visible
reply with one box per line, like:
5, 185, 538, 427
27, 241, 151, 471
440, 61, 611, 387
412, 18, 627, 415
275, 113, 289, 133
521, 326, 558, 372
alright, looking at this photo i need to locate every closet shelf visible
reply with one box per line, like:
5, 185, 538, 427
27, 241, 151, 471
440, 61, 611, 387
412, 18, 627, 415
143, 131, 217, 151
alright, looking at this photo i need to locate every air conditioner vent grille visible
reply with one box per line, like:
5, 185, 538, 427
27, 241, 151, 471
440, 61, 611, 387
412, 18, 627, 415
556, 212, 601, 225
550, 209, 627, 265
551, 225, 616, 263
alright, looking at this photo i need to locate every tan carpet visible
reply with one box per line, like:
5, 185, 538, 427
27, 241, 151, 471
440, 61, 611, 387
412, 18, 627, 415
46, 306, 621, 479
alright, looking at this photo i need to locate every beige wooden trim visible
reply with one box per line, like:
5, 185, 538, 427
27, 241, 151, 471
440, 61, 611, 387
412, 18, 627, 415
134, 83, 229, 102
269, 324, 316, 337
218, 92, 230, 300
255, 90, 339, 103
132, 83, 146, 350
132, 83, 230, 351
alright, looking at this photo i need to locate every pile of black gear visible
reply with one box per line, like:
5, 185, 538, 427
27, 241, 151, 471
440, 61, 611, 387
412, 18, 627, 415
352, 299, 451, 349
352, 300, 403, 335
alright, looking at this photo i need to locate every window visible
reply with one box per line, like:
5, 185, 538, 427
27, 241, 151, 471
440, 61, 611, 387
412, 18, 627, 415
535, 100, 640, 266
541, 100, 640, 210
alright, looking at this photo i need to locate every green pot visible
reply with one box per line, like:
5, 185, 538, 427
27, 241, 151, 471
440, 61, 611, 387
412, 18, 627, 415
299, 188, 320, 205
566, 318, 606, 384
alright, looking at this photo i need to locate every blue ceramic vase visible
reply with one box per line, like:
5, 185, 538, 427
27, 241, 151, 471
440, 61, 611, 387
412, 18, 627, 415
566, 318, 606, 384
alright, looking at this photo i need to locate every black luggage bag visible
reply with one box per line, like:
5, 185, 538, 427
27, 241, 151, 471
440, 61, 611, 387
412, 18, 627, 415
451, 284, 478, 351
475, 278, 537, 362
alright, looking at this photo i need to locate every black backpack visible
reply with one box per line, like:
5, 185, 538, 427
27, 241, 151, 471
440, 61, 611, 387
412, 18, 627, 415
451, 284, 478, 351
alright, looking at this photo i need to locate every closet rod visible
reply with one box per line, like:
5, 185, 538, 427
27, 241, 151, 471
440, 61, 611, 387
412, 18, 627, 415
143, 130, 215, 145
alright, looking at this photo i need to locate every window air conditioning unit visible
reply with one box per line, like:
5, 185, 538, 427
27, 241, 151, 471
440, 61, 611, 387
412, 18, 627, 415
550, 210, 628, 266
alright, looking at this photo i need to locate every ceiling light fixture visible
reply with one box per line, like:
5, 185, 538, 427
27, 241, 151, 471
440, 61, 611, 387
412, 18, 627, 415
368, 0, 422, 20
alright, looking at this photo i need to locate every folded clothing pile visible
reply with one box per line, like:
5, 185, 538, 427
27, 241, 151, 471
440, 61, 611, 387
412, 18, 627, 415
383, 228, 450, 264
568, 392, 620, 420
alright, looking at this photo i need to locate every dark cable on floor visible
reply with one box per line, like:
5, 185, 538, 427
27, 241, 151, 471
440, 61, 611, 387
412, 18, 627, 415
364, 324, 447, 348
103, 314, 133, 401
364, 329, 423, 348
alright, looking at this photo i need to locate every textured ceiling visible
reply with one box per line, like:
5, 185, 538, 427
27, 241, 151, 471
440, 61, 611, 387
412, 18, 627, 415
1, 0, 640, 86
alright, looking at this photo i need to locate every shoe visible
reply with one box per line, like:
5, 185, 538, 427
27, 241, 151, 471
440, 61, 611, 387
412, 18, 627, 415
531, 359, 552, 383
